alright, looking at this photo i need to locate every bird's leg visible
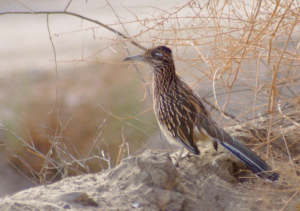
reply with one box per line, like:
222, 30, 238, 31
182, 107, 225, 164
174, 147, 184, 167
181, 150, 190, 159
174, 147, 195, 166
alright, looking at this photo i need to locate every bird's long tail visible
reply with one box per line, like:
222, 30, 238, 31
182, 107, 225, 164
218, 135, 279, 182
199, 116, 279, 182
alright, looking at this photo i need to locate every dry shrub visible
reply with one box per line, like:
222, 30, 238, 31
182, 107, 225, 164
121, 0, 300, 160
0, 61, 156, 184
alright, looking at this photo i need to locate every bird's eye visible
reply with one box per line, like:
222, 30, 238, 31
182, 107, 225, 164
150, 52, 162, 57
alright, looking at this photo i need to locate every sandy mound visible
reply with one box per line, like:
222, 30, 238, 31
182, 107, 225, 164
0, 125, 299, 211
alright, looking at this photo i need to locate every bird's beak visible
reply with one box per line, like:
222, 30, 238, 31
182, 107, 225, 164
123, 55, 146, 62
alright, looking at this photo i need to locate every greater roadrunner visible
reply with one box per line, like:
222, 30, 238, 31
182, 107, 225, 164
124, 46, 279, 182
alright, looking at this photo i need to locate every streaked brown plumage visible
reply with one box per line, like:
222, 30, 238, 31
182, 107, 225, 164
124, 46, 279, 182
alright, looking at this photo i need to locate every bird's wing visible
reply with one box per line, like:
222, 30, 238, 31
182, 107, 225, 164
156, 91, 201, 155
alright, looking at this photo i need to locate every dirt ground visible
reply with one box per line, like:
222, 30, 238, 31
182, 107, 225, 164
0, 124, 299, 211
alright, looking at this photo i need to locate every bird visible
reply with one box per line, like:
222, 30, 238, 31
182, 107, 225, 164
123, 45, 279, 182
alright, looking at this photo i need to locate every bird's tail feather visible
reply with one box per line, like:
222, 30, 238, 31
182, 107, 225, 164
199, 116, 279, 182
218, 136, 279, 182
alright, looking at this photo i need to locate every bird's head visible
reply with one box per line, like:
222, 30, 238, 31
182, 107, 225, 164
123, 46, 174, 69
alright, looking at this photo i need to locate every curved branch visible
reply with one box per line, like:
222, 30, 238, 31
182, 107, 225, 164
0, 11, 147, 51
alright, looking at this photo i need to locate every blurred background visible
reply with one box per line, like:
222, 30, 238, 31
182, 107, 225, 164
1, 0, 300, 197
0, 0, 185, 196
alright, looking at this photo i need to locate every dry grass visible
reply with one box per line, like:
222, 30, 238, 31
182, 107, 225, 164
0, 64, 157, 184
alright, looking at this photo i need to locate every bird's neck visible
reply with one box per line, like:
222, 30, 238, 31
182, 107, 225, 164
153, 65, 178, 95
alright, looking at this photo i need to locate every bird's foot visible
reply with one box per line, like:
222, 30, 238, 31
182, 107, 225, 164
173, 149, 197, 166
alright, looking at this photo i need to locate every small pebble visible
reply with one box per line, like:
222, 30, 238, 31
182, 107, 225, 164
132, 202, 140, 208
63, 204, 70, 209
